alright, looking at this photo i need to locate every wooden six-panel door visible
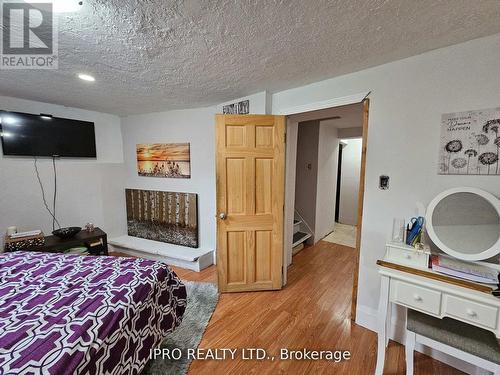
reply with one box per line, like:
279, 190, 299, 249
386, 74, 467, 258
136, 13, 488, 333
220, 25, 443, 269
216, 114, 285, 292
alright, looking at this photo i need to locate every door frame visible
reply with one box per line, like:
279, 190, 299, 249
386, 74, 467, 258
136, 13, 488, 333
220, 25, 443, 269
350, 99, 369, 320
280, 93, 370, 320
334, 143, 343, 222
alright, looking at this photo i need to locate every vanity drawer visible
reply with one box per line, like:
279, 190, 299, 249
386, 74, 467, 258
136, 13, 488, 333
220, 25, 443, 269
392, 280, 441, 315
386, 246, 429, 268
444, 295, 498, 330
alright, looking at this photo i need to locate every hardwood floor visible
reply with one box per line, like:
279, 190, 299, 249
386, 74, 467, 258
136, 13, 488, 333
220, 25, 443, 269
168, 241, 464, 375
170, 263, 217, 284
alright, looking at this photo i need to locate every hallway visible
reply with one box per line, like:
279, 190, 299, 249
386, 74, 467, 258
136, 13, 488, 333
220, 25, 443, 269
323, 223, 357, 248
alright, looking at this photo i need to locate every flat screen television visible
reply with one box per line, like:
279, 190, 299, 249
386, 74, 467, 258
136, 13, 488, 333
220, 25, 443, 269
0, 111, 96, 157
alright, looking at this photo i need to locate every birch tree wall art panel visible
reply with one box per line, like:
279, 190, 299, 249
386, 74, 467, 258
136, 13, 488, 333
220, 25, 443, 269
125, 189, 198, 248
439, 108, 500, 175
136, 143, 191, 178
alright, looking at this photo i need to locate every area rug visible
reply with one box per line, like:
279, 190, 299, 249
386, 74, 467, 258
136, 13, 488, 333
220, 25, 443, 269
143, 281, 219, 375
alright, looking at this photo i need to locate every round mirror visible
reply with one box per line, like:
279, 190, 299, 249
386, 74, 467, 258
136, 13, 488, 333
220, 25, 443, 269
426, 187, 500, 261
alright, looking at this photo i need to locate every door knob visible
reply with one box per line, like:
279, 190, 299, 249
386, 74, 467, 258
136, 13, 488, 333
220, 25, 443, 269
219, 212, 227, 220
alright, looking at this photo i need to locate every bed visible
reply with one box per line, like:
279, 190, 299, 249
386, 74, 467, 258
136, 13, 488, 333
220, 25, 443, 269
0, 251, 187, 374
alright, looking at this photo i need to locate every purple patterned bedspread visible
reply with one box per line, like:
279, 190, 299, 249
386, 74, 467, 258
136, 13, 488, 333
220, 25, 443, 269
0, 251, 187, 375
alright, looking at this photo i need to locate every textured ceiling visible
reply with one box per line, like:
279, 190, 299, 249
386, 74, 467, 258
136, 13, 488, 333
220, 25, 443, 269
1, 0, 500, 115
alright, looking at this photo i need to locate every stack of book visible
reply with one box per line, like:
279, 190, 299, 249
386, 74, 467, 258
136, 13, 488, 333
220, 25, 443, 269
4, 230, 45, 252
431, 255, 499, 285
9, 230, 42, 239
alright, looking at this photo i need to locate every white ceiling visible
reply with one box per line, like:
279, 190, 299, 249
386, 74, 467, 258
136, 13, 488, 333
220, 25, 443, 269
1, 0, 500, 115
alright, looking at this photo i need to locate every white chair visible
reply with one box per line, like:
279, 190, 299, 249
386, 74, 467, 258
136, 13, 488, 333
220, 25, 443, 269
405, 309, 500, 375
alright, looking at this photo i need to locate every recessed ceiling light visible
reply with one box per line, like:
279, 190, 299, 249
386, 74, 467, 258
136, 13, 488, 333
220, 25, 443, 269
78, 73, 95, 82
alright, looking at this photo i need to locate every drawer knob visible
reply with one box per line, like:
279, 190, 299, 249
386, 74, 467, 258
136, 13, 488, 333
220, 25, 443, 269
413, 294, 422, 302
466, 309, 477, 318
404, 254, 412, 259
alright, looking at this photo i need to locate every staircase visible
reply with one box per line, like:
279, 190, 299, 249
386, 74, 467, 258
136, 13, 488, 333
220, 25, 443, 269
292, 210, 313, 254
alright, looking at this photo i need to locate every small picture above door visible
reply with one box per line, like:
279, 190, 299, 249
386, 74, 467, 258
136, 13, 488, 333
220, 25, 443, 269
223, 99, 250, 114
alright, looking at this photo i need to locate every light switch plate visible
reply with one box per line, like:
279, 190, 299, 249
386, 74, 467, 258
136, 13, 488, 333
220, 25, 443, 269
380, 175, 389, 190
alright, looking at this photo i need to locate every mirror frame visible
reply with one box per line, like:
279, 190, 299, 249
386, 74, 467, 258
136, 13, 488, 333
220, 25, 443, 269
425, 187, 500, 261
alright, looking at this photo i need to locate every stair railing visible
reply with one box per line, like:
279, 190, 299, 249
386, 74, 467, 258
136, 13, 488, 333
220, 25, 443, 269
294, 209, 313, 236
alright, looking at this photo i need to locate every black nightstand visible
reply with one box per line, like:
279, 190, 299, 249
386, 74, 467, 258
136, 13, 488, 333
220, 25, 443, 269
24, 228, 108, 255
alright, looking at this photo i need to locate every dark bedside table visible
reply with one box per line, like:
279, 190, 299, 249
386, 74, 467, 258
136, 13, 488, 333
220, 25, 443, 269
23, 228, 108, 255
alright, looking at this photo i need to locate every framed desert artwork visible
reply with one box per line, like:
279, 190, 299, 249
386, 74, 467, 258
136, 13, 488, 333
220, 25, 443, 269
439, 108, 500, 175
136, 143, 191, 178
125, 188, 198, 248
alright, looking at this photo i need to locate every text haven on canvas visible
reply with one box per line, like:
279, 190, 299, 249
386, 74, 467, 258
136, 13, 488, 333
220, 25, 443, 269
125, 189, 198, 248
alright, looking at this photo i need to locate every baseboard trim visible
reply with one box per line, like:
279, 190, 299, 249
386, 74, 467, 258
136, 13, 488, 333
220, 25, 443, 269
108, 244, 213, 272
355, 304, 482, 375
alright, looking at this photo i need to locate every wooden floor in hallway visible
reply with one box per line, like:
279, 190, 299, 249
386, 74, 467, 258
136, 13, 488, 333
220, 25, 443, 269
171, 241, 464, 375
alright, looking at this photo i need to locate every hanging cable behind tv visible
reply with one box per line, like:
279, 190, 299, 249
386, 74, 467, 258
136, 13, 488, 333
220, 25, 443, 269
34, 156, 61, 231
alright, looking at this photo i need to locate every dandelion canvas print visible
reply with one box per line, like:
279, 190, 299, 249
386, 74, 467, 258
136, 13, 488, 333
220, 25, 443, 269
439, 108, 500, 175
137, 143, 191, 178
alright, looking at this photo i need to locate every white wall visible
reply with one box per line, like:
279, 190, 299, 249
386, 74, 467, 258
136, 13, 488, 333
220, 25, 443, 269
119, 93, 268, 253
0, 95, 125, 245
315, 122, 339, 240
120, 106, 217, 251
339, 138, 362, 226
338, 127, 363, 139
272, 33, 500, 327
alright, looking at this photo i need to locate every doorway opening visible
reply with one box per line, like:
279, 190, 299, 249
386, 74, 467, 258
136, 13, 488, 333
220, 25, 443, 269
324, 137, 363, 248
283, 99, 369, 319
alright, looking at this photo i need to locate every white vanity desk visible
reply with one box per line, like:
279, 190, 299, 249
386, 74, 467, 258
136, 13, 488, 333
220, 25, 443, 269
375, 187, 500, 375
375, 259, 500, 375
